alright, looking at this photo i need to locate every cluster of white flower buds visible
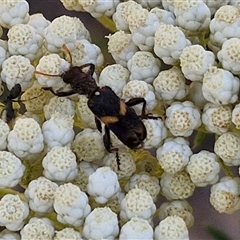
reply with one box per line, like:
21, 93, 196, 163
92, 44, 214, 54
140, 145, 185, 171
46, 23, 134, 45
0, 0, 240, 239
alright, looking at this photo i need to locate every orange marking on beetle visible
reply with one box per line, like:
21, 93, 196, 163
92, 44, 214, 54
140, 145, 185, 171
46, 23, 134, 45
119, 100, 127, 116
100, 116, 119, 125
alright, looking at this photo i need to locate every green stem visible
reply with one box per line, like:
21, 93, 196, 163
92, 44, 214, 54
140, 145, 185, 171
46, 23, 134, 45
96, 16, 117, 33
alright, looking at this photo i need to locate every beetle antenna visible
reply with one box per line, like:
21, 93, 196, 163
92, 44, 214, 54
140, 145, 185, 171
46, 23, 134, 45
62, 44, 73, 67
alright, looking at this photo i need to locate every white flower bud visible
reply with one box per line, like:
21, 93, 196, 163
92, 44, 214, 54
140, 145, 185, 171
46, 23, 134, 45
42, 146, 78, 182
127, 51, 161, 84
186, 150, 220, 187
72, 128, 106, 162
7, 117, 44, 159
210, 177, 240, 214
214, 132, 240, 166
159, 200, 194, 229
107, 30, 139, 67
154, 24, 191, 65
0, 229, 20, 240
87, 166, 120, 204
0, 40, 8, 68
150, 7, 176, 26
0, 0, 29, 28
20, 218, 54, 239
202, 103, 231, 134
202, 66, 239, 105
28, 13, 50, 37
165, 101, 201, 137
1, 55, 34, 91
44, 15, 90, 52
119, 217, 153, 240
180, 44, 215, 81
112, 1, 143, 31
83, 207, 119, 240
54, 183, 91, 227
60, 0, 84, 11
154, 216, 189, 240
99, 64, 129, 97
0, 194, 29, 231
42, 112, 75, 150
124, 173, 160, 202
24, 177, 58, 214
0, 151, 25, 188
0, 119, 9, 150
160, 171, 195, 200
35, 54, 70, 88
54, 228, 82, 240
127, 8, 161, 51
120, 188, 156, 223
156, 137, 192, 174
153, 67, 188, 102
122, 80, 157, 115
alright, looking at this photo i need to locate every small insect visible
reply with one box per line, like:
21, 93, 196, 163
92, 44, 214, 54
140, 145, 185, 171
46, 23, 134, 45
36, 45, 157, 165
0, 84, 22, 123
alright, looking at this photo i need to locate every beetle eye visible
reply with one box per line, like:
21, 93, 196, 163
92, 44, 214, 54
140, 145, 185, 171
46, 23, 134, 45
95, 91, 100, 95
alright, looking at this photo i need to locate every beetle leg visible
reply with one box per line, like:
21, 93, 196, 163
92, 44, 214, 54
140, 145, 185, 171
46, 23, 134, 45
95, 117, 102, 132
103, 125, 112, 152
42, 87, 76, 97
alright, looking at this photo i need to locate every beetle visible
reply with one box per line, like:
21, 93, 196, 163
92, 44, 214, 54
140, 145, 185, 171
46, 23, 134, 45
36, 45, 157, 160
0, 84, 22, 123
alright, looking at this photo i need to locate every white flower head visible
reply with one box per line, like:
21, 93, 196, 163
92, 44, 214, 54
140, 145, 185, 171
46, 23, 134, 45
124, 173, 160, 202
8, 23, 43, 61
42, 146, 78, 182
0, 194, 29, 231
20, 217, 54, 239
202, 103, 231, 134
120, 188, 156, 223
0, 119, 10, 150
66, 39, 104, 68
232, 103, 240, 129
7, 117, 44, 159
42, 112, 75, 150
87, 166, 120, 204
107, 30, 139, 67
122, 80, 157, 115
202, 66, 239, 105
83, 207, 119, 240
210, 176, 240, 214
1, 55, 34, 91
99, 64, 129, 97
0, 40, 8, 68
180, 44, 215, 81
143, 118, 167, 149
79, 0, 119, 18
0, 151, 25, 188
54, 228, 82, 240
127, 8, 161, 51
112, 1, 143, 31
173, 0, 211, 32
154, 216, 189, 240
156, 137, 192, 174
217, 38, 240, 75
103, 150, 136, 179
154, 24, 191, 65
150, 7, 176, 26
60, 0, 84, 11
0, 0, 29, 28
44, 15, 90, 52
208, 5, 240, 53
0, 229, 20, 240
159, 200, 194, 229
43, 96, 75, 120
165, 101, 201, 137
35, 53, 70, 88
186, 150, 220, 187
28, 13, 50, 37
75, 95, 96, 129
24, 177, 58, 214
127, 51, 161, 84
160, 171, 195, 200
214, 132, 240, 166
54, 183, 91, 227
72, 128, 106, 162
153, 66, 188, 102
119, 217, 153, 240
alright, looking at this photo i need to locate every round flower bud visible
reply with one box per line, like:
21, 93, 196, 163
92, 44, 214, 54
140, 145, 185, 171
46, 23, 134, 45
54, 228, 82, 240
